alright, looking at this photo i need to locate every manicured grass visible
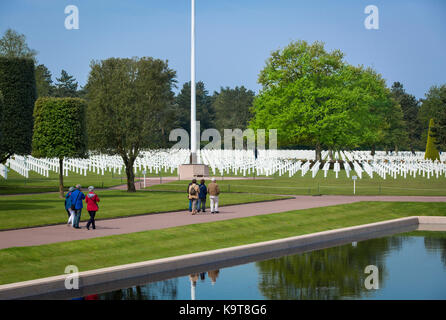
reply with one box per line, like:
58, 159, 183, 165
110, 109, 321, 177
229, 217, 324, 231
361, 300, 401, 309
1, 201, 445, 285
148, 170, 446, 196
3, 166, 445, 196
0, 190, 288, 230
0, 168, 177, 195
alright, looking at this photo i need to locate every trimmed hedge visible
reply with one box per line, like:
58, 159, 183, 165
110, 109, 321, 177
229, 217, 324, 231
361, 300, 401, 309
0, 90, 3, 147
32, 97, 88, 159
0, 57, 36, 162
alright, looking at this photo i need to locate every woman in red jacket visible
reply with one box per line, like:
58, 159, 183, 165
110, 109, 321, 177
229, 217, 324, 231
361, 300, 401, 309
86, 186, 100, 230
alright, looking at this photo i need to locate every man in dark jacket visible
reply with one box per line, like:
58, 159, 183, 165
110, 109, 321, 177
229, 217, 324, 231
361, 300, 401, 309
197, 179, 207, 213
70, 184, 85, 229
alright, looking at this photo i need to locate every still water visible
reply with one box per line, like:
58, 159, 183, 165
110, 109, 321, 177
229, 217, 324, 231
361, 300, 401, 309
85, 231, 446, 300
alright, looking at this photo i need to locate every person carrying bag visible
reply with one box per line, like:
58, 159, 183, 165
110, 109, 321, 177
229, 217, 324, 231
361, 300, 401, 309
70, 184, 85, 229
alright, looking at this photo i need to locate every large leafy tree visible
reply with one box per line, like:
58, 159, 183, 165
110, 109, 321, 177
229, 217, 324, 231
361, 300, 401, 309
250, 40, 344, 160
86, 57, 176, 192
0, 57, 36, 163
328, 65, 394, 155
175, 81, 214, 132
250, 40, 390, 160
212, 86, 255, 132
32, 98, 88, 197
390, 82, 421, 151
0, 29, 37, 62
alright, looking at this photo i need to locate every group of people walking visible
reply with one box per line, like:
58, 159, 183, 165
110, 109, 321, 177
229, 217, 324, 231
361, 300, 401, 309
64, 185, 100, 230
187, 177, 220, 215
63, 177, 217, 229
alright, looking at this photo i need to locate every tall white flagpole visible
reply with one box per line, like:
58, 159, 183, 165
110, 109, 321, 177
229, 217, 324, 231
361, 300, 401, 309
190, 0, 197, 164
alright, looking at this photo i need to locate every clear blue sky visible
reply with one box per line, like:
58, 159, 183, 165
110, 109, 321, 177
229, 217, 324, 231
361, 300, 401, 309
1, 0, 445, 99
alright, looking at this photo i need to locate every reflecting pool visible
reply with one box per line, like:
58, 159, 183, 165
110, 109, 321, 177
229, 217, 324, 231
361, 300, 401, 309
85, 231, 446, 300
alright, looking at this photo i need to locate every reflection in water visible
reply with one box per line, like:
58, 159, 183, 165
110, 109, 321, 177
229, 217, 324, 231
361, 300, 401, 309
208, 270, 220, 285
190, 270, 220, 300
424, 236, 446, 267
89, 232, 446, 300
95, 270, 221, 301
98, 279, 179, 300
255, 236, 403, 300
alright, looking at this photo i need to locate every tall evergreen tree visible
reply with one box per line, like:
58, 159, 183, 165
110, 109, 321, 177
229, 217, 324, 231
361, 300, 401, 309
35, 64, 54, 97
54, 69, 78, 97
212, 86, 255, 133
390, 82, 421, 152
382, 102, 409, 153
431, 107, 446, 150
174, 81, 214, 133
418, 84, 446, 144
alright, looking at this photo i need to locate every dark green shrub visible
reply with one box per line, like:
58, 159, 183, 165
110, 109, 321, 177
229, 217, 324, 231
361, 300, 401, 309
0, 57, 36, 162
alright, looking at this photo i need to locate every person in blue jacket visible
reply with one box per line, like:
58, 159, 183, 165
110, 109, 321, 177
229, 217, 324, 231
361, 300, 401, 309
197, 179, 207, 213
64, 186, 75, 218
70, 184, 85, 229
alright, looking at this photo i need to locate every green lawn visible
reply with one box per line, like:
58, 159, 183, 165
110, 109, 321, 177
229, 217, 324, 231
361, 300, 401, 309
148, 170, 446, 196
0, 190, 288, 230
1, 201, 445, 285
2, 167, 445, 196
0, 168, 177, 195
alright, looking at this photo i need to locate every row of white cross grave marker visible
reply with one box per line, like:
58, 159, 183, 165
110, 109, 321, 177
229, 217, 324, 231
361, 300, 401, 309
1, 149, 445, 180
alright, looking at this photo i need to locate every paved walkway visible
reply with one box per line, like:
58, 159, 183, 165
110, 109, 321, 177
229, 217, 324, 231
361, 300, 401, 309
1, 195, 445, 250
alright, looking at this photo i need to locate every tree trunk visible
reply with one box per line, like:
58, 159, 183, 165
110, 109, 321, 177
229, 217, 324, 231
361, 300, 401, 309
0, 153, 12, 164
315, 143, 322, 162
124, 157, 136, 192
328, 149, 334, 161
370, 145, 376, 156
59, 158, 64, 199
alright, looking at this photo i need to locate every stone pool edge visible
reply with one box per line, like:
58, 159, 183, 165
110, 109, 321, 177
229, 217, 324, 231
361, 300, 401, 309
1, 215, 445, 300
